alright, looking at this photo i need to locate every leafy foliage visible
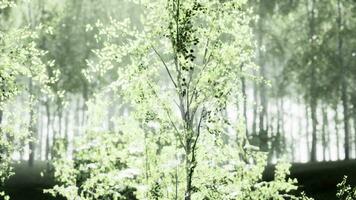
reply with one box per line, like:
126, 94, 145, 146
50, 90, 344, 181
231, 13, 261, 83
337, 176, 356, 200
49, 0, 313, 199
46, 132, 138, 200
0, 1, 54, 199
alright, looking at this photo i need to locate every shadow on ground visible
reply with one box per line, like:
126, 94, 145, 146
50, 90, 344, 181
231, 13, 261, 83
3, 160, 356, 200
264, 160, 356, 200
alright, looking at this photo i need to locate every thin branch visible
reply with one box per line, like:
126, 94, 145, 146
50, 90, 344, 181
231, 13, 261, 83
151, 45, 178, 88
146, 81, 185, 149
202, 39, 210, 64
188, 44, 213, 106
192, 108, 206, 152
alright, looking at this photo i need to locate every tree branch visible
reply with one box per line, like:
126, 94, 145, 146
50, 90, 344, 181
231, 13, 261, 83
152, 46, 178, 88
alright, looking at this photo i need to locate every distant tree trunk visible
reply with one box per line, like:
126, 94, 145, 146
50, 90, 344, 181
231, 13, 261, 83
289, 100, 295, 161
281, 98, 286, 156
38, 105, 43, 160
240, 64, 248, 136
298, 106, 303, 162
75, 97, 81, 137
322, 105, 327, 161
45, 100, 51, 160
334, 105, 340, 160
305, 105, 310, 160
325, 109, 331, 160
0, 109, 3, 129
268, 113, 275, 162
58, 108, 62, 139
51, 112, 57, 158
275, 100, 281, 159
353, 100, 356, 157
252, 82, 258, 138
64, 109, 69, 151
82, 85, 89, 127
257, 2, 268, 153
306, 0, 318, 162
28, 78, 37, 167
310, 101, 318, 162
0, 109, 2, 150
108, 92, 116, 132
337, 0, 350, 160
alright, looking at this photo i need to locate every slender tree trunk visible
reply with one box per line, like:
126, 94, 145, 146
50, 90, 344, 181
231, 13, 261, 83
81, 85, 89, 127
256, 2, 268, 153
183, 115, 196, 200
75, 97, 81, 137
310, 101, 318, 162
0, 109, 2, 153
334, 105, 340, 160
275, 100, 281, 159
327, 118, 331, 160
28, 78, 37, 167
322, 105, 327, 161
240, 64, 248, 136
58, 108, 62, 139
298, 105, 303, 162
353, 100, 356, 157
324, 108, 331, 160
38, 105, 43, 160
337, 0, 350, 160
289, 100, 295, 161
175, 138, 179, 200
64, 109, 69, 151
281, 98, 286, 157
306, 104, 310, 160
268, 112, 275, 162
45, 100, 51, 160
185, 152, 192, 200
252, 82, 258, 137
306, 0, 318, 162
51, 112, 57, 158
108, 92, 115, 132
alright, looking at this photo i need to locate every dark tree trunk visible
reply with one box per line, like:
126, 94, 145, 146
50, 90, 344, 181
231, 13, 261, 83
310, 101, 318, 162
51, 113, 57, 158
281, 98, 286, 157
38, 105, 43, 160
275, 100, 281, 159
306, 0, 318, 162
252, 82, 258, 138
337, 0, 350, 160
75, 97, 81, 137
45, 100, 51, 161
306, 105, 310, 160
0, 109, 2, 124
289, 101, 295, 161
298, 104, 303, 162
81, 85, 89, 127
64, 109, 69, 151
28, 79, 37, 167
240, 65, 248, 136
108, 92, 116, 132
257, 2, 268, 153
353, 100, 356, 157
322, 105, 327, 161
58, 108, 62, 138
352, 96, 356, 157
334, 106, 340, 160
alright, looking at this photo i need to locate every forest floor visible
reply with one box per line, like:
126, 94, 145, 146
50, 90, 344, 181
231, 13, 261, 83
264, 160, 356, 200
3, 161, 63, 200
3, 160, 356, 200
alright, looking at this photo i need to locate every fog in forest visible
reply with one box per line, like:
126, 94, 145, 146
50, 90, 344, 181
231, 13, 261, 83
0, 0, 356, 200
